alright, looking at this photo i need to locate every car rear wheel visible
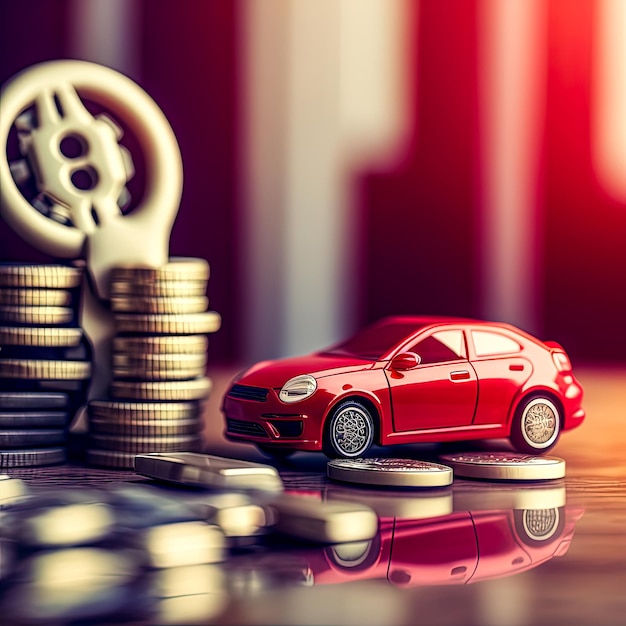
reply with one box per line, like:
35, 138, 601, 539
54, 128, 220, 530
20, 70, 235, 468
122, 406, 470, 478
511, 395, 561, 453
323, 400, 375, 458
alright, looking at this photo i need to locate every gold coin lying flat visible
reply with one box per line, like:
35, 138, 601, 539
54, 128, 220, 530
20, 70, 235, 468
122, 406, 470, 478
327, 458, 454, 488
0, 359, 91, 380
114, 311, 221, 335
0, 305, 74, 325
110, 279, 208, 298
89, 433, 203, 453
0, 289, 72, 307
111, 258, 209, 282
112, 352, 207, 370
438, 452, 566, 481
0, 264, 82, 289
113, 334, 208, 355
88, 400, 200, 421
0, 326, 83, 347
110, 377, 212, 401
110, 296, 208, 314
112, 365, 207, 381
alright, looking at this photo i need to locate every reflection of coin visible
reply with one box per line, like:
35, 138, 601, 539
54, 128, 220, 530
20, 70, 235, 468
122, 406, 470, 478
0, 289, 72, 307
0, 359, 91, 380
113, 334, 208, 355
0, 326, 83, 347
111, 258, 209, 282
88, 400, 199, 421
0, 391, 69, 410
110, 279, 207, 298
327, 458, 454, 487
111, 296, 208, 314
439, 452, 566, 481
0, 264, 82, 289
114, 311, 221, 335
0, 305, 74, 325
110, 377, 212, 401
90, 433, 202, 453
0, 447, 66, 468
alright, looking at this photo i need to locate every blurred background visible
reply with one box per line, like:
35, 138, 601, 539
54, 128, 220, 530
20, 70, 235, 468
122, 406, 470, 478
1, 0, 625, 368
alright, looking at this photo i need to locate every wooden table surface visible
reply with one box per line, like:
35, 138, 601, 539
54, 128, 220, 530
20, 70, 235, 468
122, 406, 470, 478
4, 365, 625, 626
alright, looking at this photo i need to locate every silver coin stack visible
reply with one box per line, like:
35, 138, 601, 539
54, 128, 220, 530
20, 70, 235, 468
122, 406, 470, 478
0, 263, 90, 468
86, 257, 221, 469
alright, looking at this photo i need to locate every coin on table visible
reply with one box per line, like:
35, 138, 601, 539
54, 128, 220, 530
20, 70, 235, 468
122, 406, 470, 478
110, 377, 212, 401
134, 452, 284, 492
110, 257, 210, 282
114, 311, 221, 335
0, 325, 83, 347
0, 391, 69, 410
110, 278, 208, 298
88, 399, 200, 421
438, 452, 566, 481
110, 295, 209, 314
327, 457, 454, 488
113, 334, 209, 355
0, 263, 82, 289
89, 433, 203, 453
0, 288, 72, 307
269, 493, 379, 544
113, 352, 207, 371
0, 475, 29, 507
0, 447, 66, 468
0, 358, 91, 380
0, 305, 74, 325
0, 411, 69, 429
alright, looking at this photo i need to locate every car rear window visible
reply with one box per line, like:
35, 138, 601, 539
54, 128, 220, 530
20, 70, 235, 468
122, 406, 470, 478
472, 330, 521, 356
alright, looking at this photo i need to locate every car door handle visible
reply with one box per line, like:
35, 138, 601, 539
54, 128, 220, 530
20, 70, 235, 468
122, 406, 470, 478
509, 364, 524, 371
450, 370, 470, 381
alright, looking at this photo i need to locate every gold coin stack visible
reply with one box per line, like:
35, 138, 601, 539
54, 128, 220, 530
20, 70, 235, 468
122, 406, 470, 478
0, 263, 90, 468
86, 258, 221, 469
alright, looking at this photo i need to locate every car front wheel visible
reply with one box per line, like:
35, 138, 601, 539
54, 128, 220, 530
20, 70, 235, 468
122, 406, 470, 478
511, 396, 561, 453
323, 400, 375, 458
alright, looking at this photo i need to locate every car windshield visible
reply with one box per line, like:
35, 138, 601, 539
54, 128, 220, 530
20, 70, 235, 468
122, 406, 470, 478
321, 320, 427, 359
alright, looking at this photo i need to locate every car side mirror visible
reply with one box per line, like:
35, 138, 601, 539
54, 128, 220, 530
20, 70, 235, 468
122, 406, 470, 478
390, 352, 421, 371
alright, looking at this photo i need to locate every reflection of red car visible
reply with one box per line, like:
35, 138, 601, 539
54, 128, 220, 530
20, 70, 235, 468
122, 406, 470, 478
308, 505, 583, 588
223, 316, 585, 458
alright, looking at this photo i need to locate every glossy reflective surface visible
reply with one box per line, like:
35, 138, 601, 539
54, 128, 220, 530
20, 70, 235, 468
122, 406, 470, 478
2, 366, 624, 625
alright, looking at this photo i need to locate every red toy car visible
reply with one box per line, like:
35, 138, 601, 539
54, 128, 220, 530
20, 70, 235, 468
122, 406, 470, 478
222, 316, 585, 458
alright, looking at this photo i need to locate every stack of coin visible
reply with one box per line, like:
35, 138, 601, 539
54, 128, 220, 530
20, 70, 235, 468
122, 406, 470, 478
86, 258, 221, 469
0, 263, 90, 468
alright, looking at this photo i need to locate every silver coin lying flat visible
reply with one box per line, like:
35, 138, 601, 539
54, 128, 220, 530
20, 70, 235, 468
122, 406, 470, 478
327, 457, 453, 488
439, 452, 566, 481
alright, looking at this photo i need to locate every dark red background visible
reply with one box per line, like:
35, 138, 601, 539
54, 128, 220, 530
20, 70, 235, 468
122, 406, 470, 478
1, 0, 625, 364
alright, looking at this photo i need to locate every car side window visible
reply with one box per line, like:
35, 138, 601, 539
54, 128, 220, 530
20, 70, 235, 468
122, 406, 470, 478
472, 330, 521, 356
408, 330, 467, 365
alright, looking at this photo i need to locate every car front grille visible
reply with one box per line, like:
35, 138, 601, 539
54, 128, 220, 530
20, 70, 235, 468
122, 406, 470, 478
228, 384, 269, 402
227, 419, 269, 438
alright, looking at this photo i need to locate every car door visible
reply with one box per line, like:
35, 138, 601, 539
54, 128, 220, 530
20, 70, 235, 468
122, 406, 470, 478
468, 328, 533, 426
385, 329, 478, 432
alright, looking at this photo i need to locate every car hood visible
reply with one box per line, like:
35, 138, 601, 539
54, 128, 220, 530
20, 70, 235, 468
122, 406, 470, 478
237, 353, 376, 388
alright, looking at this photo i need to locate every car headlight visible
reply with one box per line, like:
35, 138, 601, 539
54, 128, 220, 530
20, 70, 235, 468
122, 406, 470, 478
279, 375, 317, 403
